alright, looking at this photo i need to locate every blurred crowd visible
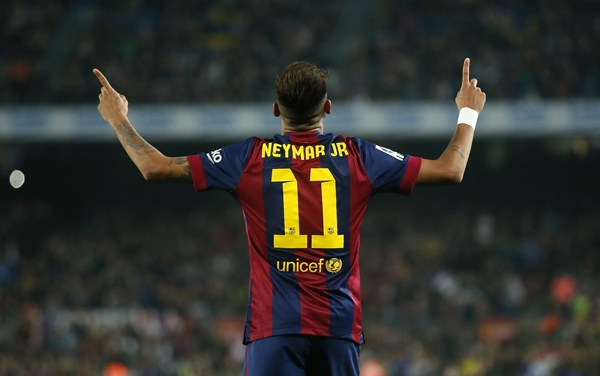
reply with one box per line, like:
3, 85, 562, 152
1, 189, 599, 375
1, 0, 599, 104
2, 1, 600, 374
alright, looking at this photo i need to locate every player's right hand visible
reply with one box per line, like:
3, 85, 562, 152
455, 58, 486, 113
93, 69, 129, 127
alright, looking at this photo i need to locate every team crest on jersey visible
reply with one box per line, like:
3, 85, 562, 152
326, 258, 342, 273
375, 145, 405, 161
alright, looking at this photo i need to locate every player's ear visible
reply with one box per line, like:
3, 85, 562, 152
273, 102, 281, 117
324, 99, 331, 114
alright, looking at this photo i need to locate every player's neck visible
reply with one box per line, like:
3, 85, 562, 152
281, 118, 324, 134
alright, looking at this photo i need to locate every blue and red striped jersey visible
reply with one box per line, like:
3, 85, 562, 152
188, 131, 422, 345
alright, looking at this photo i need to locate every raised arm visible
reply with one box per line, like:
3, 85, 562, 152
93, 69, 192, 183
416, 58, 486, 185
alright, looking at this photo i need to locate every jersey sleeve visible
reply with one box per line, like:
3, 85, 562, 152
352, 138, 422, 195
187, 137, 258, 192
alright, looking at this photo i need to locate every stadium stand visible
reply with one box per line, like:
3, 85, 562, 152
2, 0, 600, 375
1, 0, 599, 104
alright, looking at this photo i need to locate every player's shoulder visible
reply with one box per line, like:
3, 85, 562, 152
332, 134, 369, 149
328, 133, 365, 144
249, 136, 276, 150
242, 136, 277, 157
339, 136, 407, 160
211, 137, 264, 162
318, 132, 354, 144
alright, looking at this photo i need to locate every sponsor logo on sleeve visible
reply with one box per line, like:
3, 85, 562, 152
375, 145, 405, 161
206, 149, 222, 164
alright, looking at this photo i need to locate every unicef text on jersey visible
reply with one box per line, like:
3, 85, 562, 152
276, 258, 343, 274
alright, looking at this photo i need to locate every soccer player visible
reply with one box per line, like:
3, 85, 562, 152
94, 58, 485, 376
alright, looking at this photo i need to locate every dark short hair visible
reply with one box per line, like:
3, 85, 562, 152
275, 62, 329, 126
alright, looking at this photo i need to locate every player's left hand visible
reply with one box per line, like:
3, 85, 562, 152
93, 69, 129, 127
455, 58, 486, 113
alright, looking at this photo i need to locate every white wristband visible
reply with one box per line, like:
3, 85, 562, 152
457, 107, 479, 129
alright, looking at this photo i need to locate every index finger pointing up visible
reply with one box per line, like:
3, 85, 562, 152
93, 68, 115, 92
462, 58, 470, 87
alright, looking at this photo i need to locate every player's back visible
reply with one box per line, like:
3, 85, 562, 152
188, 130, 420, 345
236, 131, 380, 345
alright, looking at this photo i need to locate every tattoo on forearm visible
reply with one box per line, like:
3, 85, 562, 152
447, 144, 465, 159
115, 121, 157, 156
166, 164, 192, 183
168, 156, 188, 166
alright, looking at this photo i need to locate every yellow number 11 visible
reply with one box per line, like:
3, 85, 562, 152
271, 168, 344, 249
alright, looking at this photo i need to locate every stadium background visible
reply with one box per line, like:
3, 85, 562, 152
1, 0, 600, 375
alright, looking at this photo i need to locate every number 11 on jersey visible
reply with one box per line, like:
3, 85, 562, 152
271, 168, 344, 249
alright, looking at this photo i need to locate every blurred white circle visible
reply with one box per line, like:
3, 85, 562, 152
9, 170, 25, 189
